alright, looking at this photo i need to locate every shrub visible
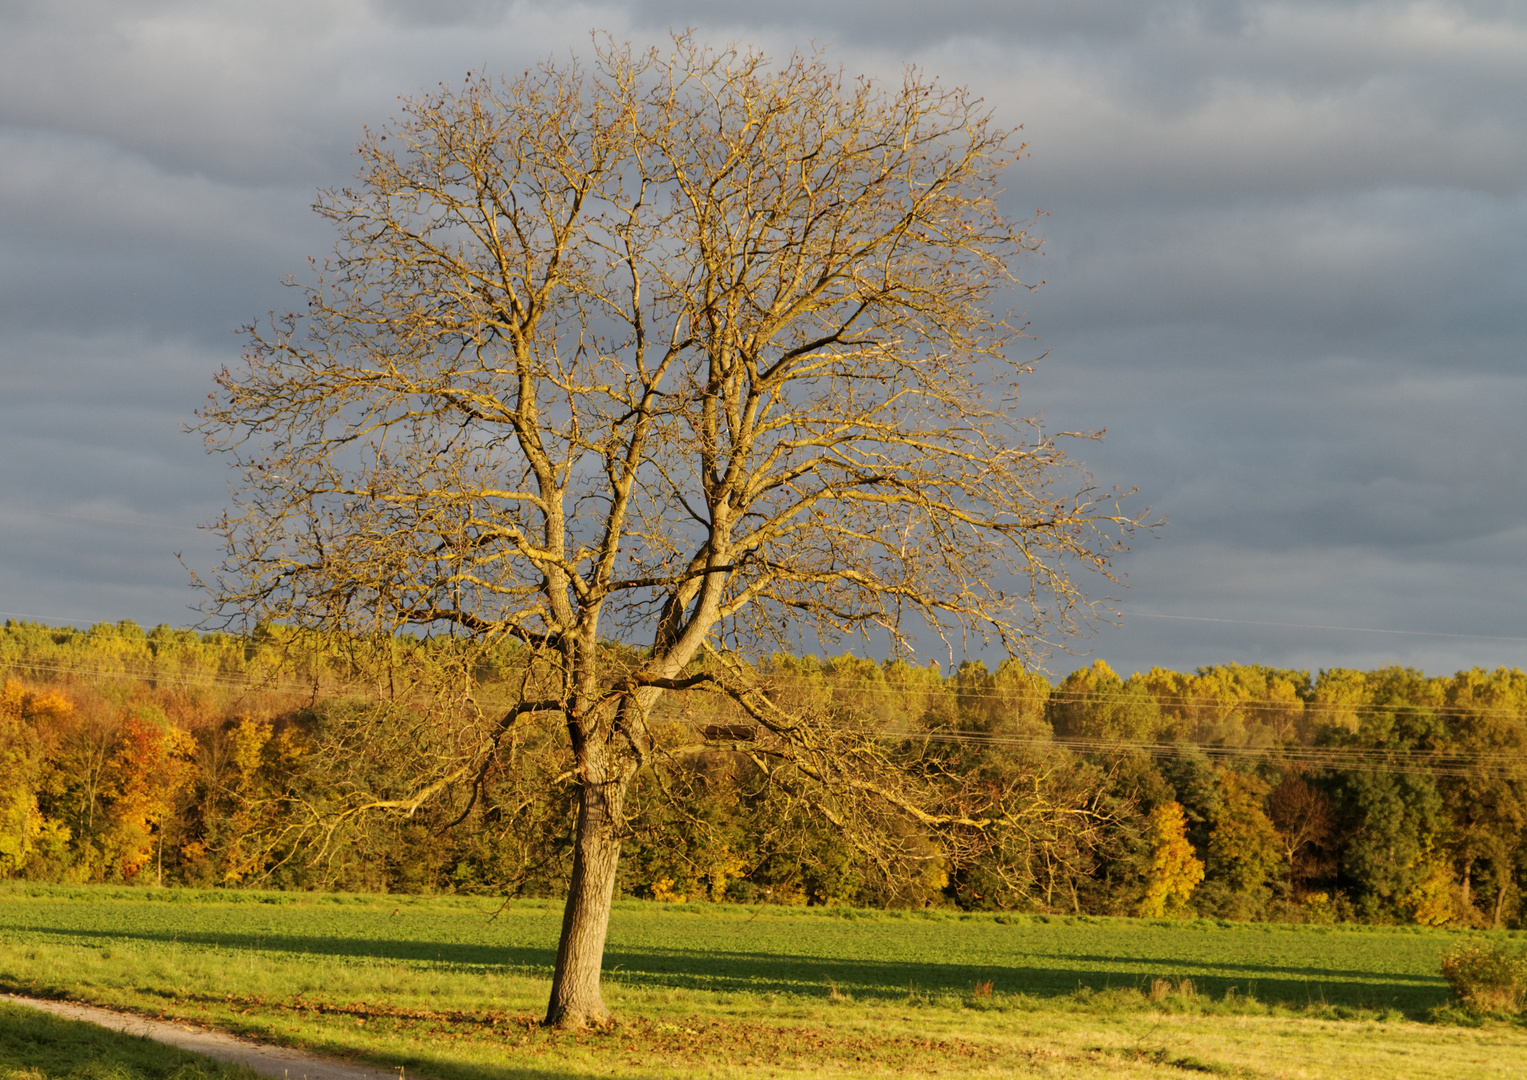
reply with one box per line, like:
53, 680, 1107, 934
1439, 938, 1527, 1014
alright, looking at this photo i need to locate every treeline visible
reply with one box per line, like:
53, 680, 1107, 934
2, 619, 1526, 929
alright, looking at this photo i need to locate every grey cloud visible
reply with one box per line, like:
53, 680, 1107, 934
1092, 532, 1527, 678
625, 0, 1527, 110
960, 49, 1527, 206
0, 1, 595, 185
1026, 346, 1527, 544
0, 334, 231, 504
369, 0, 518, 28
1021, 188, 1527, 367
0, 2, 363, 183
627, 0, 1185, 47
0, 331, 230, 628
0, 130, 310, 254
0, 127, 316, 340
0, 0, 1523, 679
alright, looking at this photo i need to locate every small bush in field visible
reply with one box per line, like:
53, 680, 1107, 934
1439, 938, 1527, 1014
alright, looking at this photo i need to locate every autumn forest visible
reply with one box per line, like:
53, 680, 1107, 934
2, 618, 1524, 931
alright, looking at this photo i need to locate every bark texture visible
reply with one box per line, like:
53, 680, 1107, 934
545, 770, 631, 1027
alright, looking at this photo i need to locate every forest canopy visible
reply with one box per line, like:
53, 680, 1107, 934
4, 617, 1526, 933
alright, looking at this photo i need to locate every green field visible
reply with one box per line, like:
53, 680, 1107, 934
1, 884, 1524, 1079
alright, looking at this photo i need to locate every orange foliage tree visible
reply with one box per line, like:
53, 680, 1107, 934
98, 707, 195, 883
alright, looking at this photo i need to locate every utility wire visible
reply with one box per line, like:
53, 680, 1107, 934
751, 727, 1527, 781
1128, 611, 1527, 644
5, 658, 1527, 780
2, 654, 1525, 718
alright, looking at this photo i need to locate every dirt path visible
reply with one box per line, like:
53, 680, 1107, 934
2, 994, 421, 1080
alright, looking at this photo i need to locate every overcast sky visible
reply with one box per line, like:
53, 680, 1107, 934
1, 0, 1524, 679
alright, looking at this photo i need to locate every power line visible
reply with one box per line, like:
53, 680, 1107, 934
3, 650, 1526, 719
732, 674, 1526, 720
810, 728, 1527, 781
5, 656, 1526, 781
0, 610, 198, 628
1127, 610, 1527, 644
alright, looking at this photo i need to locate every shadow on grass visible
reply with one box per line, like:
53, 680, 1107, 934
597, 943, 1448, 1015
0, 1002, 615, 1080
13, 922, 1450, 1015
0, 1001, 254, 1079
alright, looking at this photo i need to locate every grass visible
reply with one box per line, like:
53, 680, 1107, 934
0, 1000, 258, 1080
1, 883, 1524, 1078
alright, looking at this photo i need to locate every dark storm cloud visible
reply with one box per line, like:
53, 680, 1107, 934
0, 0, 1523, 677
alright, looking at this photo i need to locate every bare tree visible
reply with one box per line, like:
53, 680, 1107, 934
197, 33, 1140, 1027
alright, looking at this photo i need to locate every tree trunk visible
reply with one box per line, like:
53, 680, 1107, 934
544, 769, 631, 1028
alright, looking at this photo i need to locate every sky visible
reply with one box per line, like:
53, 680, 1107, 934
1, 0, 1524, 679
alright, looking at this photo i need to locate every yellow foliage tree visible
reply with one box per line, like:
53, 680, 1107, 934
1139, 801, 1204, 917
1403, 845, 1457, 927
0, 680, 73, 877
1141, 664, 1306, 747
1052, 661, 1162, 743
1311, 669, 1369, 735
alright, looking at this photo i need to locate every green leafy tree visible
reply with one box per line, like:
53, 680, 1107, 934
1202, 768, 1283, 917
1438, 668, 1527, 926
1332, 668, 1448, 919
